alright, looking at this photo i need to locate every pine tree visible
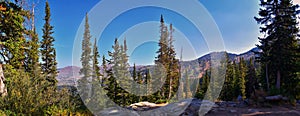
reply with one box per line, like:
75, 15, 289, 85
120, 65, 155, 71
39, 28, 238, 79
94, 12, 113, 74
119, 39, 131, 106
88, 38, 108, 110
92, 38, 101, 82
101, 55, 107, 85
146, 68, 153, 101
246, 58, 257, 98
25, 29, 40, 76
167, 23, 180, 99
131, 63, 138, 103
232, 61, 240, 98
220, 53, 235, 101
78, 13, 92, 102
40, 1, 58, 86
155, 15, 180, 101
24, 4, 40, 75
255, 0, 299, 97
202, 70, 210, 94
133, 63, 137, 81
155, 15, 169, 99
106, 38, 132, 106
238, 58, 247, 99
79, 13, 92, 78
0, 1, 27, 69
137, 71, 143, 102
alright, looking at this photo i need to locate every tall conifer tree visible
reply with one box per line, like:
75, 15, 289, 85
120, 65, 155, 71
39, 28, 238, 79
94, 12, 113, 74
155, 15, 180, 100
78, 13, 92, 102
255, 0, 299, 97
40, 1, 57, 86
239, 58, 247, 99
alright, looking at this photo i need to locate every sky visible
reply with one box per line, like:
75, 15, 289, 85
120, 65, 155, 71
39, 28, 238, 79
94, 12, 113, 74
31, 0, 300, 68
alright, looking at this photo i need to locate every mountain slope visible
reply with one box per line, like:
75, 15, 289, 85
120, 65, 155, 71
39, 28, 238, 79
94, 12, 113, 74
57, 47, 258, 86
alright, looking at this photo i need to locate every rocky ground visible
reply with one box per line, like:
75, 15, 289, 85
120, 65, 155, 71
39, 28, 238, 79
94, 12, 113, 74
98, 99, 300, 116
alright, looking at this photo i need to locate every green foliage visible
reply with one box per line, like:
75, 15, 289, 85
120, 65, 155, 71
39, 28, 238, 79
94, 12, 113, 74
194, 90, 204, 99
1, 65, 51, 114
1, 65, 42, 114
155, 99, 167, 104
0, 1, 27, 69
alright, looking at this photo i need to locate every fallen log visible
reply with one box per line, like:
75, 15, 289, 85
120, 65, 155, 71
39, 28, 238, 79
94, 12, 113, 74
265, 95, 283, 101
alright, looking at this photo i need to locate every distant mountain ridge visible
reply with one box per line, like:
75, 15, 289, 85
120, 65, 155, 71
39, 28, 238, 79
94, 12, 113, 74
57, 47, 258, 86
57, 66, 81, 86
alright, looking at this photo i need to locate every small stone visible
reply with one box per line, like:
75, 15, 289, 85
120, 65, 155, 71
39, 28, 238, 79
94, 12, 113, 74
229, 109, 237, 113
228, 103, 237, 107
218, 108, 225, 111
213, 104, 219, 108
209, 108, 217, 113
248, 109, 259, 113
282, 97, 289, 101
218, 101, 227, 107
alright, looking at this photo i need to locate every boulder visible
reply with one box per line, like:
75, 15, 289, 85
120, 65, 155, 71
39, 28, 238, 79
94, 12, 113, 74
129, 101, 168, 111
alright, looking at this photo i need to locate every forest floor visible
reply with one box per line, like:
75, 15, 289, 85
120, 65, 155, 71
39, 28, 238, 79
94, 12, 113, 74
206, 104, 300, 116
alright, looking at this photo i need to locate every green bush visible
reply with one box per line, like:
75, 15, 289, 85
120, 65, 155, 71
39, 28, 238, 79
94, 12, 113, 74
268, 86, 282, 96
0, 65, 90, 115
195, 90, 204, 99
155, 99, 167, 104
0, 65, 47, 114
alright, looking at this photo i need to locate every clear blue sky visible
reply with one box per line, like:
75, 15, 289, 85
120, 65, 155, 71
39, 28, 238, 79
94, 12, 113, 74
33, 0, 261, 68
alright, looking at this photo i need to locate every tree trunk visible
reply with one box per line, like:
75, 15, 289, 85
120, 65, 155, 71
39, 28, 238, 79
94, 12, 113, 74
168, 77, 172, 100
0, 64, 7, 97
265, 65, 270, 91
276, 70, 280, 89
